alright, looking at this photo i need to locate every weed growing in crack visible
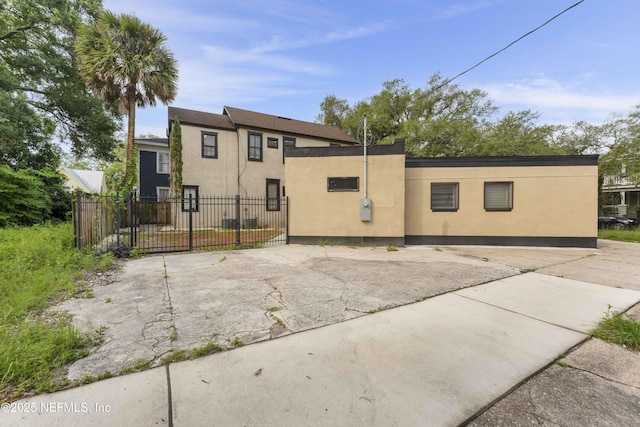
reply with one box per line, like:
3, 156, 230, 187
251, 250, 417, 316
160, 350, 188, 365
219, 255, 227, 262
267, 307, 281, 312
386, 245, 398, 252
592, 310, 640, 351
170, 326, 178, 342
189, 341, 224, 359
105, 297, 112, 303
78, 371, 113, 385
230, 337, 244, 347
119, 359, 152, 375
520, 268, 536, 274
91, 326, 108, 346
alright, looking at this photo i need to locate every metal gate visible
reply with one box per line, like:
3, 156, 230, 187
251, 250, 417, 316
73, 192, 288, 254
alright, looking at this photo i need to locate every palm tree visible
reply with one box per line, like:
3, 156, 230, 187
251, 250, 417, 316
75, 11, 178, 188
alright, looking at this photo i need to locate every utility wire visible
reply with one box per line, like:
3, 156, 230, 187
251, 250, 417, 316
434, 0, 585, 91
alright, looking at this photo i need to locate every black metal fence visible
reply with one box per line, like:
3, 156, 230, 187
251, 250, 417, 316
73, 192, 288, 254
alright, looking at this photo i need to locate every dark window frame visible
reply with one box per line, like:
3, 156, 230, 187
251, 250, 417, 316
328, 177, 359, 192
266, 179, 281, 211
484, 181, 514, 211
248, 132, 263, 162
182, 185, 199, 212
267, 137, 278, 149
283, 136, 296, 163
431, 182, 459, 212
201, 132, 218, 158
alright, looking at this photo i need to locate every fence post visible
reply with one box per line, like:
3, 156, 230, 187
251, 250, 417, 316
188, 193, 193, 252
116, 192, 121, 248
76, 190, 83, 249
130, 192, 137, 247
285, 196, 289, 244
235, 195, 241, 246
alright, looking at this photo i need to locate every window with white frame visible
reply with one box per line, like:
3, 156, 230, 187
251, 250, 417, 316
157, 152, 170, 174
202, 132, 218, 158
157, 187, 170, 202
248, 132, 262, 161
484, 182, 513, 211
431, 183, 459, 211
182, 185, 198, 212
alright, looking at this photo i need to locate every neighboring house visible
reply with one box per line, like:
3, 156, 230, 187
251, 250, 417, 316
601, 174, 640, 219
168, 106, 357, 202
135, 106, 358, 204
59, 166, 105, 194
285, 140, 599, 248
135, 138, 170, 202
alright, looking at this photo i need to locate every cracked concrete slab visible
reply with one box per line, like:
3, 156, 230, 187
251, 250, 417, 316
53, 244, 518, 379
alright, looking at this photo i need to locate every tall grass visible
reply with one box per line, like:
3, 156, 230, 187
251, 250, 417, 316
0, 223, 113, 401
598, 228, 640, 243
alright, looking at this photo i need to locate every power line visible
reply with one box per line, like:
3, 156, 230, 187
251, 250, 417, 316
436, 0, 585, 90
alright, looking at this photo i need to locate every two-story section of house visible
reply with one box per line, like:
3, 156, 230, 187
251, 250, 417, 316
165, 106, 358, 202
136, 138, 171, 202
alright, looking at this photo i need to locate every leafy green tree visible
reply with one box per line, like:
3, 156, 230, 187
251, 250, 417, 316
317, 74, 576, 158
0, 166, 70, 226
75, 11, 178, 184
599, 106, 640, 184
0, 0, 121, 169
170, 118, 183, 197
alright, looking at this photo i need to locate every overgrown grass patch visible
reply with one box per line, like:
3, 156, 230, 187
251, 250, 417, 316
592, 310, 640, 351
598, 228, 640, 243
0, 223, 114, 401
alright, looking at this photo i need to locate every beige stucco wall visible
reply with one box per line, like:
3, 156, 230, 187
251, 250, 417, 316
180, 125, 239, 196
286, 151, 406, 240
405, 165, 598, 238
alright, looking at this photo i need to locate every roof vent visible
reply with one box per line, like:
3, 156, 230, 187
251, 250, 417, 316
277, 116, 292, 121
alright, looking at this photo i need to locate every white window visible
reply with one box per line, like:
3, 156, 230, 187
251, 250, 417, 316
484, 182, 513, 211
157, 152, 170, 174
157, 187, 170, 202
182, 186, 198, 212
431, 183, 459, 211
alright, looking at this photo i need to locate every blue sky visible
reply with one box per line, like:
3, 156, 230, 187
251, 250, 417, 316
102, 0, 640, 137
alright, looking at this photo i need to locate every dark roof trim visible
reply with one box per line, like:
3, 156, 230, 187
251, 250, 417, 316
286, 139, 405, 158
168, 106, 236, 131
406, 155, 599, 168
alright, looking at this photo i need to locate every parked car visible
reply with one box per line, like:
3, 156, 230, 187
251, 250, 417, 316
597, 216, 637, 229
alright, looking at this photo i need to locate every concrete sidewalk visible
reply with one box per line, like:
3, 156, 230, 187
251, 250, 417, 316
4, 272, 639, 427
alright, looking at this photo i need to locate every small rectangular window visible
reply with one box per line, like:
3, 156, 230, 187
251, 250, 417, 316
267, 137, 278, 149
248, 132, 263, 161
283, 137, 296, 163
182, 185, 199, 212
157, 187, 170, 202
266, 179, 280, 211
431, 183, 459, 211
202, 132, 218, 158
157, 152, 170, 174
328, 177, 359, 192
484, 182, 513, 211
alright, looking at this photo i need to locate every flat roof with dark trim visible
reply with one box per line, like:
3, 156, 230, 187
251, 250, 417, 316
286, 139, 405, 158
406, 155, 599, 168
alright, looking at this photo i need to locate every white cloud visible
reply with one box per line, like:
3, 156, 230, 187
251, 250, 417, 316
480, 75, 640, 124
434, 0, 502, 19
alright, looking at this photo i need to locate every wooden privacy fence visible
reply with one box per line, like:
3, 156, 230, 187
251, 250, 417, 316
73, 192, 288, 254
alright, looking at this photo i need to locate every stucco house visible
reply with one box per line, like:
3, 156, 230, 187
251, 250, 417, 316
135, 106, 358, 203
285, 139, 599, 248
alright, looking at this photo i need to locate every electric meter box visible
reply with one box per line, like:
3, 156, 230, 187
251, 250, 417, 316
360, 198, 372, 221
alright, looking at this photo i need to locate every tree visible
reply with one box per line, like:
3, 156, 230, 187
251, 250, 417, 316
75, 11, 178, 184
170, 118, 183, 198
0, 166, 71, 227
317, 74, 569, 158
599, 106, 640, 183
0, 0, 121, 169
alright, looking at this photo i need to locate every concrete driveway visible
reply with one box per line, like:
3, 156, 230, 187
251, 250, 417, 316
6, 240, 640, 426
57, 244, 522, 379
